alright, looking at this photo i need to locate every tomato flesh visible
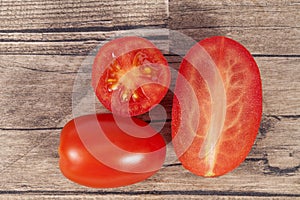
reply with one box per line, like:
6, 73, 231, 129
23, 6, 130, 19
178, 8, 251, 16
92, 36, 170, 116
172, 36, 262, 177
59, 114, 166, 188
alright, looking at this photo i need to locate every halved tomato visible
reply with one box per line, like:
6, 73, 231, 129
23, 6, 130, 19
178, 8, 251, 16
59, 113, 166, 188
172, 36, 262, 177
92, 36, 170, 116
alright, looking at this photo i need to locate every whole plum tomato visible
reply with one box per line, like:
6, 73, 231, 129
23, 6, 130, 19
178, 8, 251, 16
59, 113, 166, 188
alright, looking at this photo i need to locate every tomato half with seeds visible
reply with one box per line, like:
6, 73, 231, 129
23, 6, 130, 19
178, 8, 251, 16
59, 113, 166, 188
172, 36, 262, 177
92, 36, 170, 116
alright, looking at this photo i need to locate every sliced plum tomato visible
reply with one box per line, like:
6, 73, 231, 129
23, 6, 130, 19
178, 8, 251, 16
91, 36, 170, 116
172, 36, 262, 177
59, 113, 166, 188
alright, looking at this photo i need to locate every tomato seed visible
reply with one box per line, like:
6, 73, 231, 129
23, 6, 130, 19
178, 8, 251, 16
108, 83, 119, 92
107, 78, 117, 83
132, 92, 139, 100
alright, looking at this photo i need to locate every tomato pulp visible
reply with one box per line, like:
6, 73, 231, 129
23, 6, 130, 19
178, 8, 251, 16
172, 36, 262, 177
92, 36, 170, 116
59, 114, 166, 188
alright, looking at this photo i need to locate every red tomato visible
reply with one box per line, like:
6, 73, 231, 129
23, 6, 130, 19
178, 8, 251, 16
59, 114, 166, 188
172, 36, 262, 177
92, 36, 170, 116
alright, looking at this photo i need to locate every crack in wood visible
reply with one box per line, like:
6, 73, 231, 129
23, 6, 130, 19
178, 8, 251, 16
11, 65, 79, 74
278, 115, 300, 119
0, 189, 299, 197
168, 25, 300, 30
0, 39, 106, 43
1, 35, 169, 43
163, 163, 182, 167
0, 25, 167, 34
0, 127, 63, 131
166, 53, 300, 58
252, 54, 300, 58
266, 114, 300, 120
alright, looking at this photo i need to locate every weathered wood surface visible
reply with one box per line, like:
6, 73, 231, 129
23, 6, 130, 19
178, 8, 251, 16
0, 0, 168, 31
0, 28, 299, 55
0, 0, 299, 199
169, 0, 300, 56
0, 195, 299, 200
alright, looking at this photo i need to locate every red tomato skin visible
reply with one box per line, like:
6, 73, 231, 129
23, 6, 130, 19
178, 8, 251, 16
172, 36, 262, 177
92, 36, 170, 117
59, 114, 166, 188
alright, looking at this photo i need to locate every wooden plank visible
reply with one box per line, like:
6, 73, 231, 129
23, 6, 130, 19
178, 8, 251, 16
169, 27, 300, 55
0, 29, 170, 55
0, 27, 299, 55
0, 29, 169, 42
169, 0, 300, 28
0, 41, 100, 55
0, 32, 112, 42
169, 0, 300, 55
0, 0, 113, 31
0, 195, 299, 200
0, 0, 167, 31
0, 55, 299, 129
0, 117, 299, 194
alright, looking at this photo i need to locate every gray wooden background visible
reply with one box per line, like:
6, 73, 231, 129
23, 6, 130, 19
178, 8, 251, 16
0, 0, 299, 199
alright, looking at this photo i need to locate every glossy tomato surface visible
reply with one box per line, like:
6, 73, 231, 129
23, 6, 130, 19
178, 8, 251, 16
59, 113, 166, 188
172, 36, 262, 177
92, 36, 170, 116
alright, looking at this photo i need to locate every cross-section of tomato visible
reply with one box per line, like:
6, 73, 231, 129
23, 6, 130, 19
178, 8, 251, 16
172, 36, 262, 177
92, 36, 170, 116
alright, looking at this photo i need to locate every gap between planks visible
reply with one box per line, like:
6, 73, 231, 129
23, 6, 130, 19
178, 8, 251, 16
0, 190, 300, 197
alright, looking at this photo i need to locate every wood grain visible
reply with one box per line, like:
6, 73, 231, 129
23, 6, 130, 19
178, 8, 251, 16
0, 28, 298, 56
169, 0, 300, 28
170, 27, 300, 55
0, 195, 299, 200
0, 0, 167, 31
169, 0, 300, 55
0, 29, 170, 55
